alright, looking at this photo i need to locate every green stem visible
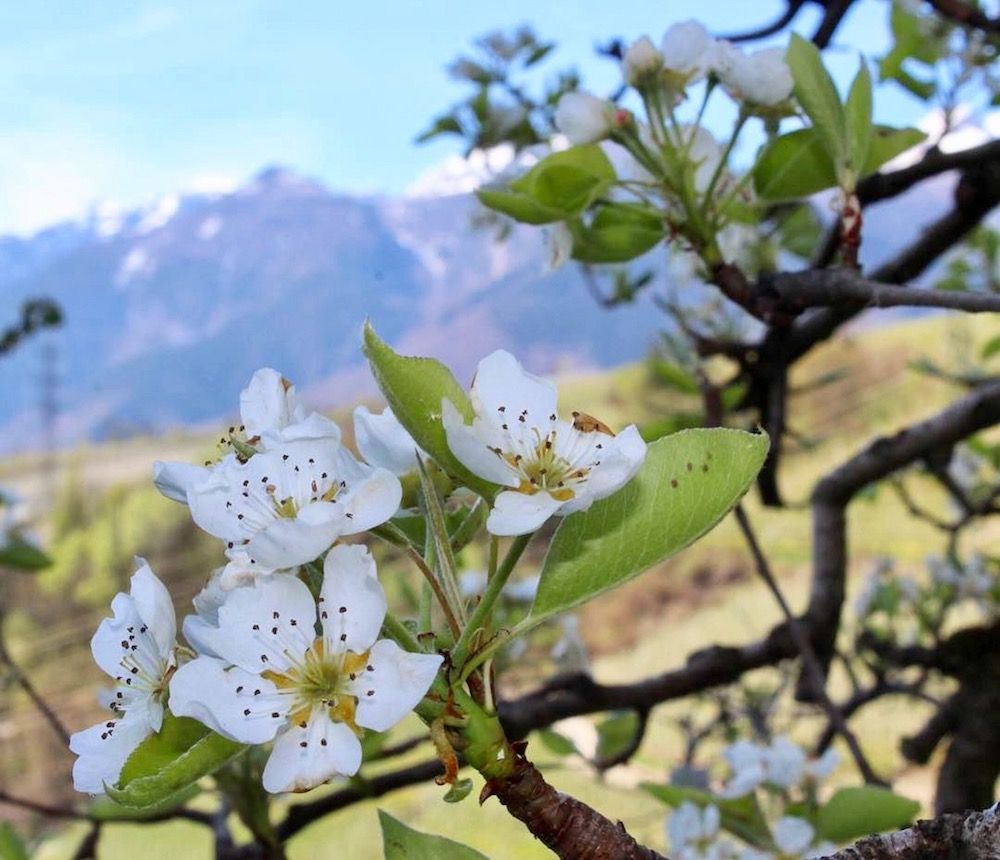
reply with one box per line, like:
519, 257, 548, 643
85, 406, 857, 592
380, 610, 423, 654
406, 545, 462, 638
451, 533, 531, 670
370, 521, 419, 551
450, 498, 486, 551
701, 111, 747, 218
418, 580, 433, 638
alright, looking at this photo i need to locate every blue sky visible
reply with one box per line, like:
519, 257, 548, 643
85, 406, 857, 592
1, 0, 929, 235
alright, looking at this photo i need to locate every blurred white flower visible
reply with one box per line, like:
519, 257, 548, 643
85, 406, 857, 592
661, 21, 716, 83
554, 91, 615, 145
714, 43, 794, 108
773, 816, 815, 855
624, 36, 664, 85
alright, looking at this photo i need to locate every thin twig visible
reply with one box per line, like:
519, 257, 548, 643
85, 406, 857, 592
733, 504, 886, 786
0, 627, 70, 745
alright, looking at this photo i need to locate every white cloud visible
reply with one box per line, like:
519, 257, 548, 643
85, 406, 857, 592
885, 105, 1000, 170
405, 144, 518, 198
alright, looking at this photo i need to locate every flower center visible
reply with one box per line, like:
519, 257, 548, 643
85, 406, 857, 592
263, 638, 369, 733
487, 407, 609, 501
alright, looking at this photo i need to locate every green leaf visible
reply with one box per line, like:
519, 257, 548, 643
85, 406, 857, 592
641, 783, 772, 848
862, 125, 926, 174
107, 714, 245, 809
786, 34, 846, 166
529, 429, 768, 622
0, 535, 51, 571
817, 786, 921, 843
537, 728, 578, 757
362, 324, 498, 500
845, 61, 873, 175
511, 145, 615, 192
595, 711, 641, 763
88, 784, 202, 821
649, 359, 700, 395
753, 129, 837, 201
416, 114, 464, 144
379, 810, 490, 859
981, 335, 1000, 361
443, 778, 475, 803
571, 203, 664, 263
0, 823, 28, 860
475, 189, 564, 225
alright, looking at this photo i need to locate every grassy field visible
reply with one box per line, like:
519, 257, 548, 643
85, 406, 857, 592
4, 312, 999, 858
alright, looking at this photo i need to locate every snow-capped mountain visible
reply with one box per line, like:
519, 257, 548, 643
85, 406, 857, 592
0, 166, 670, 450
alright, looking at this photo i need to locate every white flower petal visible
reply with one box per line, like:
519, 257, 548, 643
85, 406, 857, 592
90, 593, 141, 679
623, 35, 663, 85
471, 351, 558, 426
128, 560, 176, 658
766, 736, 806, 788
353, 406, 422, 475
553, 91, 614, 145
211, 574, 317, 673
247, 508, 346, 570
262, 412, 342, 447
661, 20, 714, 79
806, 747, 840, 780
667, 801, 703, 848
168, 656, 286, 744
239, 368, 307, 438
340, 466, 403, 533
486, 490, 563, 536
773, 816, 815, 855
153, 461, 211, 504
262, 715, 362, 793
560, 424, 646, 511
320, 545, 386, 654
70, 710, 153, 794
442, 399, 519, 487
350, 639, 442, 732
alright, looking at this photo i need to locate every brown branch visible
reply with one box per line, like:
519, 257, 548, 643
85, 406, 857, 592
804, 381, 1000, 694
827, 803, 1000, 859
484, 751, 666, 859
927, 0, 1000, 32
277, 758, 446, 841
716, 0, 807, 42
812, 0, 857, 47
782, 159, 1000, 363
0, 788, 213, 826
762, 269, 1000, 314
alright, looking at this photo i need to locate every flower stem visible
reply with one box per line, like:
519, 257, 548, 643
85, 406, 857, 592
451, 533, 531, 671
380, 610, 423, 655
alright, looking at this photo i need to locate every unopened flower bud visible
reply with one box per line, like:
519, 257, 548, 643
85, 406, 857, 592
554, 91, 615, 145
623, 35, 663, 86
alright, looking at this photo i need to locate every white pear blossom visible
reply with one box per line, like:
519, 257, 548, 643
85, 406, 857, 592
186, 413, 401, 574
554, 91, 616, 145
154, 367, 308, 504
773, 816, 836, 859
352, 405, 424, 476
70, 561, 177, 794
722, 736, 835, 798
667, 802, 735, 859
661, 21, 716, 83
624, 35, 664, 85
169, 546, 442, 793
240, 367, 308, 440
713, 43, 794, 108
442, 350, 646, 536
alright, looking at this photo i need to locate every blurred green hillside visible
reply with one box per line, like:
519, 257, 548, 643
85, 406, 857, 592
2, 311, 998, 858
